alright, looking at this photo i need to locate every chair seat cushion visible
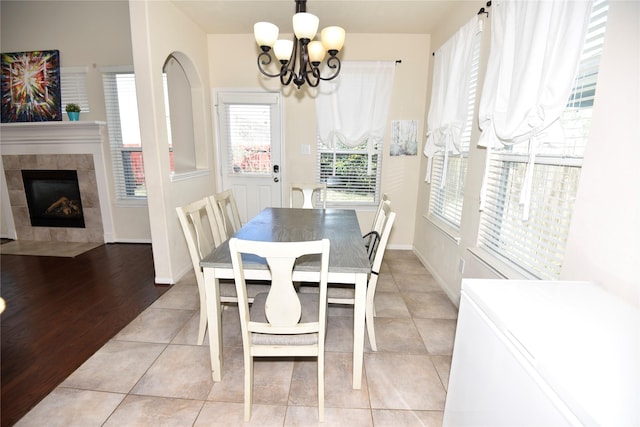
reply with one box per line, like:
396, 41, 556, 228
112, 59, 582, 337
249, 292, 320, 345
300, 283, 355, 299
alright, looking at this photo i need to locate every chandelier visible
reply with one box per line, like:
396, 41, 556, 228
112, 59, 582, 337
254, 0, 346, 89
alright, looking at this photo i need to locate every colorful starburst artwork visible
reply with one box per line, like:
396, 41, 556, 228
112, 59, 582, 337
1, 50, 62, 122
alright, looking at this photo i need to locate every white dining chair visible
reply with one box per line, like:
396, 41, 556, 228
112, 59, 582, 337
212, 189, 242, 238
229, 237, 330, 422
176, 197, 267, 345
290, 183, 327, 209
300, 202, 395, 351
176, 197, 224, 345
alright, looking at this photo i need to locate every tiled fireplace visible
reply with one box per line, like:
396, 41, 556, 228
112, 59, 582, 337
0, 122, 114, 243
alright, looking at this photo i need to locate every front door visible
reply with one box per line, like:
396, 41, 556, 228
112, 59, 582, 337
215, 91, 283, 223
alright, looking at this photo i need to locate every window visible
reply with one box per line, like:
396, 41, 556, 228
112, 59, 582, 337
429, 37, 481, 229
315, 61, 395, 206
102, 69, 146, 200
60, 67, 89, 112
478, 0, 608, 279
317, 138, 382, 205
223, 103, 273, 175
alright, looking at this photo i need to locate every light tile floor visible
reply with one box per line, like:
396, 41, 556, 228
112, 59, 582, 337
16, 250, 458, 427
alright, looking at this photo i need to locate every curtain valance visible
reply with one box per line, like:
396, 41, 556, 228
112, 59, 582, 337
316, 61, 395, 154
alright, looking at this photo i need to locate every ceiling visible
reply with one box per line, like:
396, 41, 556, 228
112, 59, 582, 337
170, 0, 478, 35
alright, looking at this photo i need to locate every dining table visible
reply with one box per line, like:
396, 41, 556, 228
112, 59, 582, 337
200, 207, 371, 389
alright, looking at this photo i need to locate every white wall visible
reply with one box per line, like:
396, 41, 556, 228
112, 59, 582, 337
561, 0, 640, 307
207, 33, 430, 248
0, 0, 151, 242
413, 0, 640, 308
128, 1, 217, 283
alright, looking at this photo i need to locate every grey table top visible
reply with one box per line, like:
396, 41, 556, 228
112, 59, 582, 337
201, 207, 371, 274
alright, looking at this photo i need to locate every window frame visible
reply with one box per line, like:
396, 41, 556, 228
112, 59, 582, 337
476, 0, 609, 280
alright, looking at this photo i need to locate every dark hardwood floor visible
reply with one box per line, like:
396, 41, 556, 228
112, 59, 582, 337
0, 243, 170, 426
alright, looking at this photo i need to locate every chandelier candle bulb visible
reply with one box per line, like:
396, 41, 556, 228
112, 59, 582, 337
321, 26, 346, 53
254, 22, 279, 49
274, 40, 294, 62
308, 41, 326, 64
292, 12, 319, 40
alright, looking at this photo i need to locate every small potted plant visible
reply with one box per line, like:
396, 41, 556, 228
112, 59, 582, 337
65, 103, 81, 121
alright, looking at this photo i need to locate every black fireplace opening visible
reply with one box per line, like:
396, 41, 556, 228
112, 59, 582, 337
21, 169, 86, 228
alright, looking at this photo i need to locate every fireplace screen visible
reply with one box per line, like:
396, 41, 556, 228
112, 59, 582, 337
21, 169, 85, 228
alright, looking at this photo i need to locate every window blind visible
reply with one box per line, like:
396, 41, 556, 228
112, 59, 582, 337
478, 0, 608, 279
224, 103, 273, 175
102, 71, 146, 200
317, 140, 382, 205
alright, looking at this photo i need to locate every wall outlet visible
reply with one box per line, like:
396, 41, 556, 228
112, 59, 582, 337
300, 144, 311, 155
458, 258, 465, 274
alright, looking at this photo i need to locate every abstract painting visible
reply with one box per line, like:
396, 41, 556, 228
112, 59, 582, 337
1, 50, 62, 122
390, 120, 418, 156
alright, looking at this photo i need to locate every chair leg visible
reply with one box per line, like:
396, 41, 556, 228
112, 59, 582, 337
318, 352, 324, 422
244, 354, 254, 421
366, 301, 377, 352
197, 293, 207, 346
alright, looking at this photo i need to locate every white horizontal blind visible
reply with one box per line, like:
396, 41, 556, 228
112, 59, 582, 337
221, 103, 273, 175
478, 0, 608, 279
317, 139, 382, 206
60, 67, 89, 112
102, 71, 146, 200
429, 38, 481, 229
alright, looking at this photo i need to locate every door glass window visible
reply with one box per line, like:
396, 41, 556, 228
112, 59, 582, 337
224, 103, 272, 175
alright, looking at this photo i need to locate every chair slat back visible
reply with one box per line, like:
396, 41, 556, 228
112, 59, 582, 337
176, 197, 220, 263
212, 189, 243, 238
290, 183, 327, 209
364, 199, 390, 262
371, 194, 390, 235
370, 203, 396, 275
229, 238, 330, 333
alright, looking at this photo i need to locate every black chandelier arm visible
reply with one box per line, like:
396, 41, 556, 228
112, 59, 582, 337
257, 51, 285, 78
280, 66, 295, 86
304, 68, 321, 87
318, 55, 341, 82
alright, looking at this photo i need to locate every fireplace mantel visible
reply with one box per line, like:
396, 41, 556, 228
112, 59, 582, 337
1, 121, 108, 144
1, 121, 114, 242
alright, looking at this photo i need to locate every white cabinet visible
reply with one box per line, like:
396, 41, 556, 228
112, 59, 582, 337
444, 279, 640, 426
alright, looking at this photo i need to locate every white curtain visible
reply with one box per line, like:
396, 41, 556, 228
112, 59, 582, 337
478, 0, 593, 218
424, 16, 483, 184
315, 61, 395, 172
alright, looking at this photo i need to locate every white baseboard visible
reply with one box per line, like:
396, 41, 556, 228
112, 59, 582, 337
111, 238, 153, 244
387, 243, 413, 250
413, 250, 460, 308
